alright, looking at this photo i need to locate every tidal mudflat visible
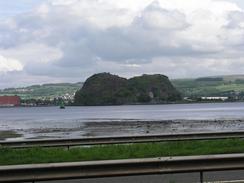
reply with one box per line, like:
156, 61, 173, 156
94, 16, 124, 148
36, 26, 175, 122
1, 119, 244, 140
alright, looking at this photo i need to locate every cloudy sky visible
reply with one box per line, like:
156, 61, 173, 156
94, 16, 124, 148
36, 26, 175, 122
1, 0, 244, 88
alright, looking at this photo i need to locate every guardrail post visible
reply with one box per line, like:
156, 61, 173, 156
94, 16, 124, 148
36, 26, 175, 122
200, 171, 203, 183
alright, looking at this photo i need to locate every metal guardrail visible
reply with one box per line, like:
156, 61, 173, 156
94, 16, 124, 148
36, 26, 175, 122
208, 181, 244, 183
1, 131, 244, 148
1, 153, 244, 182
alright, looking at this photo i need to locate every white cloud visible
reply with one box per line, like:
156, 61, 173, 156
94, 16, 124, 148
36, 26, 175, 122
0, 0, 244, 88
0, 55, 23, 73
0, 43, 63, 64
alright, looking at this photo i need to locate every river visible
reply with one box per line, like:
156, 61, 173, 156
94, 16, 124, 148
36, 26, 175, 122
1, 102, 244, 140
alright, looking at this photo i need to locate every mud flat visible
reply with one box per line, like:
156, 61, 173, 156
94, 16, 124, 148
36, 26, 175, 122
4, 119, 244, 140
82, 119, 244, 137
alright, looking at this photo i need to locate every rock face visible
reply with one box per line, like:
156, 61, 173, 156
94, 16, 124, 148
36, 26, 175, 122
74, 73, 181, 105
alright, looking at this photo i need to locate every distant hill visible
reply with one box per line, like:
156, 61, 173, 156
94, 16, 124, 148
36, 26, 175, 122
195, 75, 244, 82
2, 74, 244, 101
0, 83, 83, 100
172, 75, 244, 98
221, 75, 244, 82
74, 73, 181, 105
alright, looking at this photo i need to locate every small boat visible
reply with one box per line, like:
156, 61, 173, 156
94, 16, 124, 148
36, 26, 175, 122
59, 101, 65, 109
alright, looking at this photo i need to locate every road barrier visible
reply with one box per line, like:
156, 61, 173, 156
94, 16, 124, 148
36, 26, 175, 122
1, 153, 244, 182
1, 131, 244, 148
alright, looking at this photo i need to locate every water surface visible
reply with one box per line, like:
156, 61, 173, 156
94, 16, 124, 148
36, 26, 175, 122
1, 102, 244, 140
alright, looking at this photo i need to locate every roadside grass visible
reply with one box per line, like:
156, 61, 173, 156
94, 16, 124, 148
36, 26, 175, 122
1, 139, 244, 165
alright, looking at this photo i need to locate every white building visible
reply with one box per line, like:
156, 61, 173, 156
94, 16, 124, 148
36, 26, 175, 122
201, 97, 228, 101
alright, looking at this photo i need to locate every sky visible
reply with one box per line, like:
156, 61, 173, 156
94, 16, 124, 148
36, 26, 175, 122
1, 0, 244, 88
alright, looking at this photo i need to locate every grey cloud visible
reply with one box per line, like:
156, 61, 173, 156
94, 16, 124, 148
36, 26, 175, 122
21, 1, 196, 71
226, 10, 244, 29
134, 1, 189, 30
1, 0, 244, 88
0, 1, 213, 67
221, 11, 244, 49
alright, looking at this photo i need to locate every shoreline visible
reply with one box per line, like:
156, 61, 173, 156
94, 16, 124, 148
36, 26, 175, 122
0, 100, 244, 108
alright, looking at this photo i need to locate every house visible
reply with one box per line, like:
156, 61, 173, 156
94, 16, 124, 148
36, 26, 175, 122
0, 96, 21, 107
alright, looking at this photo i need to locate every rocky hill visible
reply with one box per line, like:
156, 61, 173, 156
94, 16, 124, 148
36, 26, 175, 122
74, 73, 181, 105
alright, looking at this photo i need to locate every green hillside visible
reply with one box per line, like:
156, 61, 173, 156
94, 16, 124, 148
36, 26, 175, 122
0, 83, 83, 100
172, 75, 244, 98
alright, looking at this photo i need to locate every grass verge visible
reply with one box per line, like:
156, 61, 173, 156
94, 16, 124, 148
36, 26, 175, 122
1, 139, 244, 165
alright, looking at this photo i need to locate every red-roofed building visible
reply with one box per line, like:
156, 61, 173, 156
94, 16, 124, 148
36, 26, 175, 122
0, 96, 21, 107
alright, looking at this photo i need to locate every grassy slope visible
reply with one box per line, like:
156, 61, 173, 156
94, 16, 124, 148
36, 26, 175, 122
1, 139, 244, 165
172, 76, 244, 97
0, 83, 82, 99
